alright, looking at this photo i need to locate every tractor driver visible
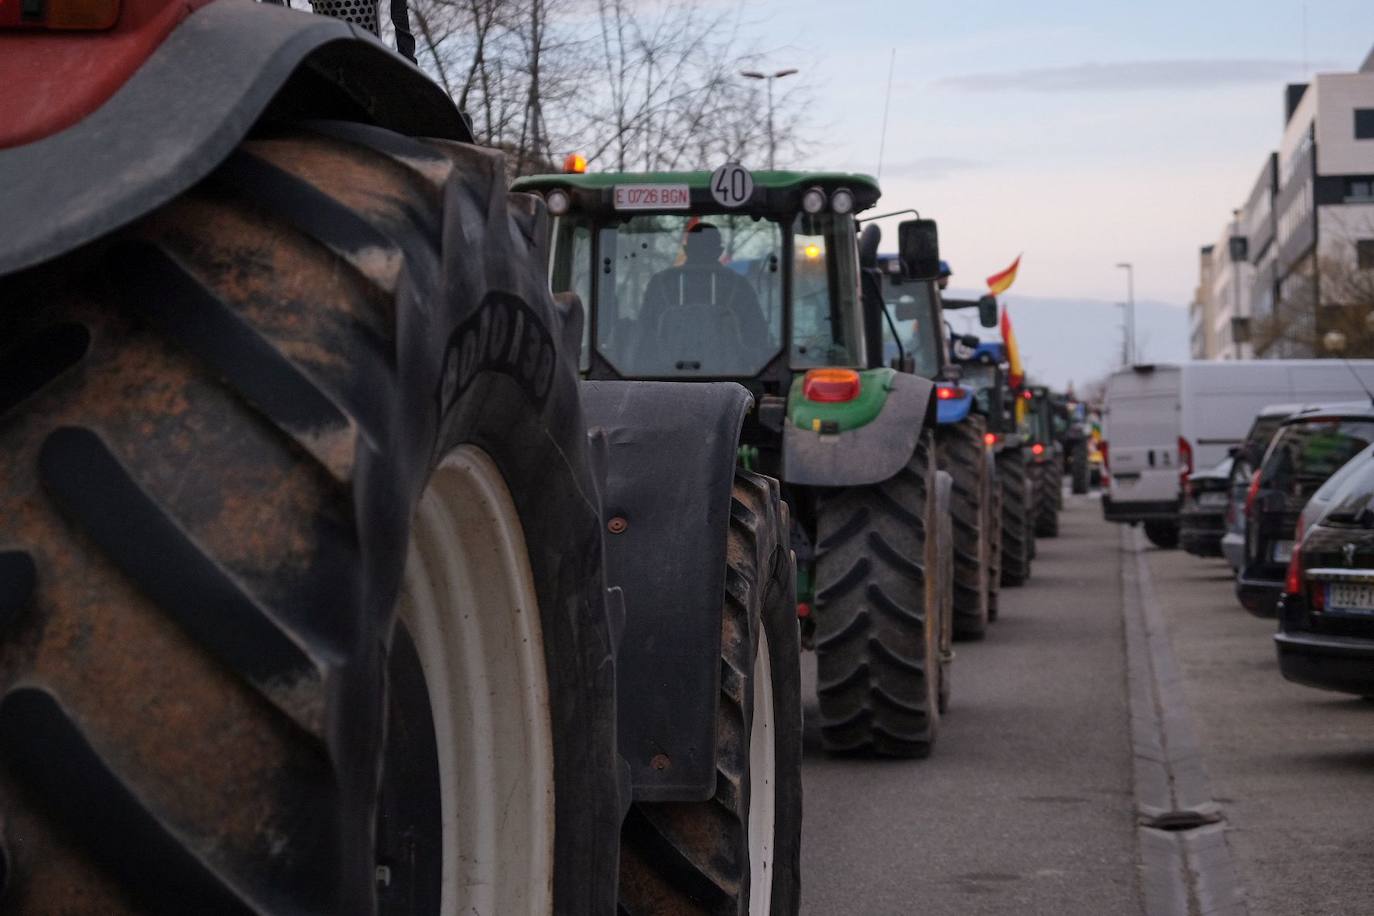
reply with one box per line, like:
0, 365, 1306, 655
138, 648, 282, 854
637, 223, 770, 363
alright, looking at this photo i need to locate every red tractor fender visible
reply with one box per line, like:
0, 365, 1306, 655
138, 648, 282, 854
0, 0, 468, 277
0, 0, 216, 151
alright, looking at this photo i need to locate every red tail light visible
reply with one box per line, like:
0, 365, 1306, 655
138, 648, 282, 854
1178, 436, 1193, 485
984, 432, 997, 446
1031, 443, 1045, 456
936, 385, 966, 400
1244, 470, 1261, 519
802, 368, 861, 403
1284, 516, 1308, 596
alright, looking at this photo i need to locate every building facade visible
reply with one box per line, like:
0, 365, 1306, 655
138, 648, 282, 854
1194, 48, 1374, 358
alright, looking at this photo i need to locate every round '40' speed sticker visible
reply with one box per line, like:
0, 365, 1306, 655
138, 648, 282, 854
710, 162, 754, 208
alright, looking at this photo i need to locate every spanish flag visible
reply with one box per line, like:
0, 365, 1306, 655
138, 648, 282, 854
986, 255, 1021, 296
1001, 305, 1025, 389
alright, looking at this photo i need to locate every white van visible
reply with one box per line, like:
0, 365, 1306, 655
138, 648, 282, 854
1101, 360, 1374, 543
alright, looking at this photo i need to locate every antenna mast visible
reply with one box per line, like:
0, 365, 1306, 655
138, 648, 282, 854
876, 48, 896, 180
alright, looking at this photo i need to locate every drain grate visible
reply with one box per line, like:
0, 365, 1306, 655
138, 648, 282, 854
1139, 808, 1223, 832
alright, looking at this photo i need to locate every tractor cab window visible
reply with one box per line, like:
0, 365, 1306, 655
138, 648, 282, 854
960, 362, 998, 414
591, 214, 783, 377
879, 275, 942, 378
790, 213, 866, 368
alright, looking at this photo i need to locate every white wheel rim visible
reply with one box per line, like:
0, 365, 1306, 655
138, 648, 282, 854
398, 445, 555, 915
748, 626, 777, 916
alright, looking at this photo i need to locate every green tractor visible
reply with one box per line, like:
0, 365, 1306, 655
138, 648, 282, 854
514, 164, 955, 758
1024, 385, 1065, 537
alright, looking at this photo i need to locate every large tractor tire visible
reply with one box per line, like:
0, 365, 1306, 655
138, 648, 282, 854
985, 450, 1002, 622
1053, 453, 1066, 510
814, 431, 941, 758
0, 125, 623, 914
997, 447, 1033, 587
619, 470, 802, 915
1033, 460, 1060, 538
934, 471, 955, 715
936, 418, 991, 640
1070, 440, 1090, 494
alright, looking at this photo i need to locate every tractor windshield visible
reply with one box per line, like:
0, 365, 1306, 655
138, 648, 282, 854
588, 214, 783, 377
790, 213, 867, 369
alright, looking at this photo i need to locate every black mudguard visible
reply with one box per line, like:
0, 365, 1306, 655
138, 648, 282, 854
0, 0, 467, 277
581, 380, 753, 802
783, 371, 936, 487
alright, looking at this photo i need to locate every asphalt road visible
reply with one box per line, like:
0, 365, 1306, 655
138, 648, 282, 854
798, 493, 1374, 915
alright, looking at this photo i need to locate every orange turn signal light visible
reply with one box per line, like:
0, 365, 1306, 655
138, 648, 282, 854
563, 153, 587, 174
803, 368, 861, 403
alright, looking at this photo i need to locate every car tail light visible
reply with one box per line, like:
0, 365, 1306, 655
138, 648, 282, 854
1244, 470, 1261, 519
936, 385, 966, 400
802, 368, 861, 403
1178, 436, 1193, 485
1284, 516, 1311, 600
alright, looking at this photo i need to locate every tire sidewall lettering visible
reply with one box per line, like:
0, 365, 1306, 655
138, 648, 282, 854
440, 291, 557, 417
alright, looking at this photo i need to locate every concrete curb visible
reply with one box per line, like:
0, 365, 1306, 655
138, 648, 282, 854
1121, 525, 1248, 916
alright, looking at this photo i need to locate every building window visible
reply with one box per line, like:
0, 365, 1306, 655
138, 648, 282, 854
1359, 240, 1374, 270
1347, 178, 1374, 201
1357, 109, 1374, 140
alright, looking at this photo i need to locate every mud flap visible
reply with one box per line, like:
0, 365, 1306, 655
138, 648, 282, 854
581, 380, 753, 802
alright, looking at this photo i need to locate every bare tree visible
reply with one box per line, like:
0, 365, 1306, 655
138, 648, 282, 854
1252, 234, 1374, 357
401, 0, 812, 177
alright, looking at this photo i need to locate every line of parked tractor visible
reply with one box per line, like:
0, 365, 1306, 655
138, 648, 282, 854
1100, 360, 1374, 700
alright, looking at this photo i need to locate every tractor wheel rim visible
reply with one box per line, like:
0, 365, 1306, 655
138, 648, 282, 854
748, 626, 776, 916
394, 445, 555, 915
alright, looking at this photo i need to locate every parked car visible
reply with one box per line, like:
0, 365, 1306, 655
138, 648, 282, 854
1181, 457, 1233, 557
1102, 361, 1374, 548
1237, 403, 1374, 617
1276, 442, 1374, 696
1222, 404, 1303, 571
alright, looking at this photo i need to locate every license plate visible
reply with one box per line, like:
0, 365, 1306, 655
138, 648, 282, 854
1328, 582, 1374, 613
1198, 492, 1228, 508
613, 184, 690, 210
1272, 540, 1294, 563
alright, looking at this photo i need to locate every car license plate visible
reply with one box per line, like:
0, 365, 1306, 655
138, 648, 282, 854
1272, 540, 1293, 564
1328, 582, 1374, 613
1198, 492, 1228, 508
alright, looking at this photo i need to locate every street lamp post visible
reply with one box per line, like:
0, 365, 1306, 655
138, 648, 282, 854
740, 67, 798, 170
1116, 262, 1135, 365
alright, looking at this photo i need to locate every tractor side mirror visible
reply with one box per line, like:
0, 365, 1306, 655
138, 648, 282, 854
977, 295, 998, 328
894, 280, 935, 321
897, 219, 940, 280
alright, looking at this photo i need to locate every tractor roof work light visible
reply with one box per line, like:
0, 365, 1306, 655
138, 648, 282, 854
545, 189, 571, 216
801, 187, 826, 214
830, 188, 854, 215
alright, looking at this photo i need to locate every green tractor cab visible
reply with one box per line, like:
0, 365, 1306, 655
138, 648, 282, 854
516, 164, 954, 758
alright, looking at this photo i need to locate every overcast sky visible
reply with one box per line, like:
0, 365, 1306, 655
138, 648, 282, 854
742, 0, 1374, 307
